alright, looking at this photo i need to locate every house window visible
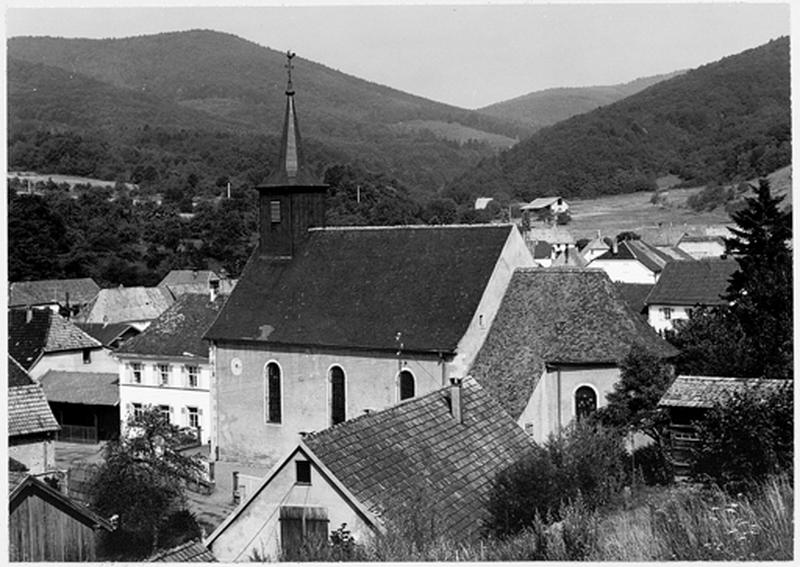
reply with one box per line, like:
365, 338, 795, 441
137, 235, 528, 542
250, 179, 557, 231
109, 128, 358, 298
266, 362, 282, 424
296, 461, 311, 485
186, 365, 199, 388
575, 386, 597, 420
661, 307, 673, 320
132, 403, 144, 419
187, 406, 200, 429
131, 363, 142, 384
330, 366, 346, 426
158, 405, 171, 423
158, 364, 170, 385
270, 200, 281, 223
82, 349, 92, 364
399, 370, 415, 401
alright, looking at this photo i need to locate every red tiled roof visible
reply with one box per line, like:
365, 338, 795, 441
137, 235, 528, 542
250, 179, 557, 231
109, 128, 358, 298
8, 358, 60, 437
471, 268, 676, 419
645, 259, 738, 306
206, 225, 515, 353
303, 378, 534, 541
659, 375, 792, 408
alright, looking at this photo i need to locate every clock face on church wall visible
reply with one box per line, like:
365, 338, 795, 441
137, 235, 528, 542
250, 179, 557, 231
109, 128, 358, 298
230, 358, 243, 376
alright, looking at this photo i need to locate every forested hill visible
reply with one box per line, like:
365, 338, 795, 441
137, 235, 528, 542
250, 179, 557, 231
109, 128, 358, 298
446, 37, 790, 204
7, 30, 523, 195
479, 71, 685, 134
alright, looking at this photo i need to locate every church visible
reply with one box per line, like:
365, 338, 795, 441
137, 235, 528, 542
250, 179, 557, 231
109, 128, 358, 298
204, 54, 535, 465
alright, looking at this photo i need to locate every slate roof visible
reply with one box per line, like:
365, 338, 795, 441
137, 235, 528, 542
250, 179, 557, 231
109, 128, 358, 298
39, 371, 119, 406
470, 268, 677, 419
9, 278, 100, 307
8, 357, 60, 437
150, 539, 217, 562
659, 375, 792, 409
592, 239, 676, 273
83, 286, 175, 324
117, 294, 225, 358
9, 309, 101, 370
206, 225, 515, 354
76, 322, 138, 348
645, 260, 738, 306
303, 378, 535, 541
615, 283, 654, 318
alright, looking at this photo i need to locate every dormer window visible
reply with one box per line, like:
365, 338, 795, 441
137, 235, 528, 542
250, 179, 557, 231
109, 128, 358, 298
270, 200, 281, 223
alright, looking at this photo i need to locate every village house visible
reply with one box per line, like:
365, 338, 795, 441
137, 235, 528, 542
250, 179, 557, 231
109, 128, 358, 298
78, 285, 175, 330
474, 196, 493, 210
676, 233, 728, 259
115, 293, 225, 444
579, 234, 611, 262
205, 378, 534, 561
203, 58, 535, 467
158, 269, 237, 299
76, 321, 140, 350
521, 196, 569, 220
9, 308, 118, 379
658, 375, 791, 475
8, 356, 61, 474
587, 238, 680, 284
644, 259, 738, 333
9, 472, 115, 562
9, 277, 100, 318
524, 226, 574, 255
470, 267, 676, 444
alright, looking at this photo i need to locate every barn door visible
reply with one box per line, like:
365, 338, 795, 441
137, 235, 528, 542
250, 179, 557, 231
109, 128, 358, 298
279, 506, 330, 560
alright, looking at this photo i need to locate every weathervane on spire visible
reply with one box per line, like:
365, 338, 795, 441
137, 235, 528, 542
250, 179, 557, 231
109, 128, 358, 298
285, 50, 296, 95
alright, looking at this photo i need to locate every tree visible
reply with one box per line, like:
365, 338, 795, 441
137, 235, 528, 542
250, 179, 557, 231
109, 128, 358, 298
596, 346, 674, 447
615, 231, 641, 243
91, 407, 204, 559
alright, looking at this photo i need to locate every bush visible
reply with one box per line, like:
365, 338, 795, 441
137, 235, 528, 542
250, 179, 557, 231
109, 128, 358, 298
687, 183, 735, 212
156, 509, 202, 552
689, 384, 793, 493
632, 444, 673, 486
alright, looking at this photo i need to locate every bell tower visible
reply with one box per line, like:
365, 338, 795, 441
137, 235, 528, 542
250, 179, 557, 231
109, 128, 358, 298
257, 51, 328, 259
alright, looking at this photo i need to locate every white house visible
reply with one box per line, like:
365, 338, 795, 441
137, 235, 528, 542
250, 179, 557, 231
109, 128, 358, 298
587, 239, 678, 284
676, 234, 728, 259
115, 293, 224, 444
644, 259, 738, 333
521, 196, 569, 218
470, 267, 676, 444
205, 378, 534, 561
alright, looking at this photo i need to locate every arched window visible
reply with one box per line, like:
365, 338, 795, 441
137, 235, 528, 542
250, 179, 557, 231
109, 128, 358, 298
575, 386, 597, 420
399, 370, 415, 401
266, 362, 281, 424
330, 366, 346, 426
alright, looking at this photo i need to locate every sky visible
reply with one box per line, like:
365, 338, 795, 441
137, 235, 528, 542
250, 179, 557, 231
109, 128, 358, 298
4, 2, 791, 109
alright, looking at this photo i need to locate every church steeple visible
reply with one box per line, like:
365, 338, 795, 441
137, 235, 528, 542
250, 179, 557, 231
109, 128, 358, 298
257, 51, 327, 259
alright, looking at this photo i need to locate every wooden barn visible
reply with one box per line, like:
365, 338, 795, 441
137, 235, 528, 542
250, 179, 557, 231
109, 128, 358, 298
9, 473, 115, 561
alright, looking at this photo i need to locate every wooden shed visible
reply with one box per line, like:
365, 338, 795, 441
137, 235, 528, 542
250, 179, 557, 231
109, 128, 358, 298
9, 473, 115, 561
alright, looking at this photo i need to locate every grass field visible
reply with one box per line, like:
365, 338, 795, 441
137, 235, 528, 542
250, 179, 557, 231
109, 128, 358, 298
8, 170, 137, 191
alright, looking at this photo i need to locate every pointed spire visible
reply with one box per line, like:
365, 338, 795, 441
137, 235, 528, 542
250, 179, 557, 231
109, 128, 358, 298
261, 51, 324, 188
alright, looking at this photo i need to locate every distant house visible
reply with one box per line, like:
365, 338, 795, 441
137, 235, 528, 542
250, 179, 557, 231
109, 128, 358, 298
158, 269, 236, 299
80, 286, 175, 330
76, 322, 140, 350
580, 235, 611, 262
8, 356, 61, 473
658, 375, 791, 475
521, 196, 569, 219
205, 378, 534, 562
8, 308, 118, 379
676, 234, 728, 259
9, 473, 115, 561
524, 227, 574, 254
9, 278, 100, 318
587, 239, 678, 284
116, 294, 225, 445
644, 259, 738, 333
474, 197, 494, 210
39, 370, 119, 443
470, 268, 676, 443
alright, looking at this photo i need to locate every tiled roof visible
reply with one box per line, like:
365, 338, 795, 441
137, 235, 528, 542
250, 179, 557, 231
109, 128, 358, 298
206, 225, 515, 353
531, 240, 553, 259
9, 309, 100, 370
581, 236, 610, 253
76, 322, 138, 347
8, 358, 60, 437
303, 378, 534, 541
592, 239, 676, 273
614, 283, 653, 317
659, 375, 792, 408
471, 268, 677, 418
116, 294, 224, 358
679, 234, 726, 244
83, 286, 175, 324
9, 355, 35, 387
158, 270, 220, 286
150, 539, 217, 562
656, 246, 696, 261
525, 227, 574, 244
39, 371, 119, 406
645, 260, 738, 306
9, 278, 99, 307
9, 470, 28, 494
521, 197, 563, 209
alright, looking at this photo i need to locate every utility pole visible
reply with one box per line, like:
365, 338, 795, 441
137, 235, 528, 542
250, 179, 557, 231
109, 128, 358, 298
227, 181, 231, 200
357, 185, 361, 204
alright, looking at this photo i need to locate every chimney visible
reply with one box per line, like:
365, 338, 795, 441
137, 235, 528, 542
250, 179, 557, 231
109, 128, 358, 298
26, 305, 33, 324
450, 378, 463, 423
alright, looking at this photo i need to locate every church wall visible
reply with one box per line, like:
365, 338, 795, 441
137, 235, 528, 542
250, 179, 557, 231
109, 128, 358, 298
213, 343, 444, 465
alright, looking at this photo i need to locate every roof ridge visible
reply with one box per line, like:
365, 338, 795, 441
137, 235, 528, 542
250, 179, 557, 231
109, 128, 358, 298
309, 223, 514, 232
